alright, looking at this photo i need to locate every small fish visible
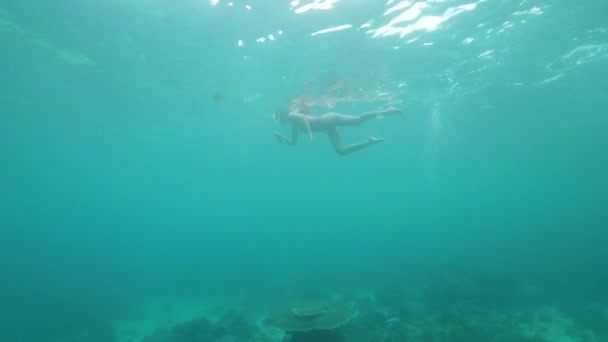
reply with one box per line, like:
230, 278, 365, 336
212, 93, 223, 103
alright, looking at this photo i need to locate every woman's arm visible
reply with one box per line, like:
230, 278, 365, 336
274, 126, 299, 145
299, 116, 313, 143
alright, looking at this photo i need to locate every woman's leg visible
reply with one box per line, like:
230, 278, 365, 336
326, 128, 384, 156
323, 107, 402, 127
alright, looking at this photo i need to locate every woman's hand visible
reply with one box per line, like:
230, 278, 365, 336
274, 131, 284, 143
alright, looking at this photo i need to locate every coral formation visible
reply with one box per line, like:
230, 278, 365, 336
264, 300, 358, 341
104, 266, 608, 341
141, 310, 260, 342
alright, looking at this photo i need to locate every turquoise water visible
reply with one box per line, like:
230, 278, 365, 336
1, 0, 607, 341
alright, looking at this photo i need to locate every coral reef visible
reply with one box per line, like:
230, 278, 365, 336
339, 266, 589, 341
141, 310, 261, 342
342, 301, 547, 342
263, 300, 358, 342
97, 265, 608, 342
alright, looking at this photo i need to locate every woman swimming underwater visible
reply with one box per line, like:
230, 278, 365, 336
273, 106, 403, 156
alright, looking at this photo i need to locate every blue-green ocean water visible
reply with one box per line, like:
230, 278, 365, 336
1, 0, 607, 341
